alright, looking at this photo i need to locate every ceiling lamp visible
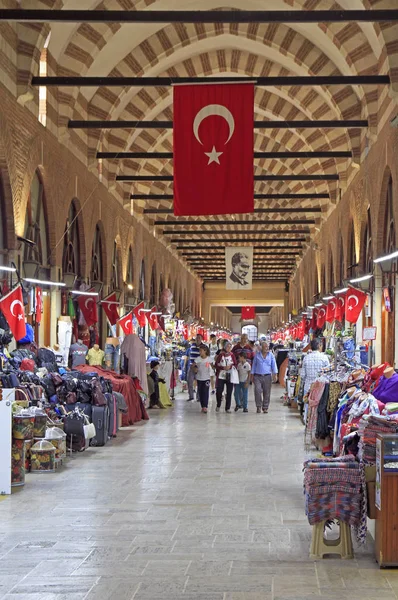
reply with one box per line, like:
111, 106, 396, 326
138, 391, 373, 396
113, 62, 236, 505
374, 250, 398, 273
63, 272, 77, 289
349, 274, 373, 292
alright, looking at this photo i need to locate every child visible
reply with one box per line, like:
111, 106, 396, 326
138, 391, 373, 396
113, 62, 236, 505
193, 344, 214, 413
147, 360, 163, 409
235, 351, 251, 412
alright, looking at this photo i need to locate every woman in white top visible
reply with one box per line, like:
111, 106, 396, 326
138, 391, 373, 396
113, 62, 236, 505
214, 340, 237, 413
193, 344, 214, 413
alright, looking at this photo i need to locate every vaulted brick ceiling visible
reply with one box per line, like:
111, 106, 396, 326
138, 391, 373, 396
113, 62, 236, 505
38, 0, 396, 280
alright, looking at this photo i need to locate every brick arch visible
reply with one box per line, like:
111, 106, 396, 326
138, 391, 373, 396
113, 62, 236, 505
0, 121, 16, 251
375, 165, 396, 257
90, 220, 108, 285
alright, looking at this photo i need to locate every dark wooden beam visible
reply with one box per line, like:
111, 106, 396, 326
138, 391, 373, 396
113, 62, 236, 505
156, 219, 315, 226
177, 244, 303, 248
203, 277, 287, 281
119, 174, 338, 182
34, 76, 389, 87
165, 229, 310, 235
98, 150, 352, 159
145, 207, 323, 214
171, 237, 306, 243
73, 119, 368, 129
181, 250, 300, 255
131, 193, 329, 200
5, 10, 398, 23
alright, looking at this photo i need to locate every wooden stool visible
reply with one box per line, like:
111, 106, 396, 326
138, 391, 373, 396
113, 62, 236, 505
310, 520, 354, 560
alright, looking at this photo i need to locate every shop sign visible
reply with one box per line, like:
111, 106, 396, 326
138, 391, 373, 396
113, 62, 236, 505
363, 326, 377, 341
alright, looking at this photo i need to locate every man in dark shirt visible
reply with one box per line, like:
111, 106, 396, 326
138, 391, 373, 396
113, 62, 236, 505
232, 333, 253, 364
187, 333, 203, 401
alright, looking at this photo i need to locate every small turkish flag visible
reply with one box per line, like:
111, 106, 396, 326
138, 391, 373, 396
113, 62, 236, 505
147, 306, 160, 331
0, 284, 26, 341
316, 305, 327, 329
77, 293, 98, 327
101, 292, 119, 326
173, 83, 254, 216
334, 294, 346, 322
133, 301, 147, 328
310, 308, 318, 330
117, 311, 133, 336
35, 287, 43, 324
345, 287, 367, 323
326, 298, 337, 323
241, 306, 255, 320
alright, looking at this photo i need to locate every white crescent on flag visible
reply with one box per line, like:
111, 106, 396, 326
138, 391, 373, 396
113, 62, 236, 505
330, 300, 336, 310
85, 297, 93, 310
347, 294, 359, 310
319, 307, 326, 317
10, 299, 23, 317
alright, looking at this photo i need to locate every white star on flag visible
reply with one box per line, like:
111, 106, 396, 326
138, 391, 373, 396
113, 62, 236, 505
204, 146, 223, 165
17, 314, 23, 320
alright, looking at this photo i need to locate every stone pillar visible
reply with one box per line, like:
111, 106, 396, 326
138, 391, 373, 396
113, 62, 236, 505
373, 266, 383, 365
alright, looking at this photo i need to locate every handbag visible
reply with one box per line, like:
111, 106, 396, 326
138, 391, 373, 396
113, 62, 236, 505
230, 366, 239, 385
63, 410, 85, 436
83, 415, 96, 440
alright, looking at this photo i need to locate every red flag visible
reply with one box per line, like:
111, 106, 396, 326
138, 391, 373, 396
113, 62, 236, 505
147, 306, 160, 331
316, 304, 327, 329
77, 294, 98, 327
173, 83, 254, 216
241, 306, 255, 320
345, 287, 367, 323
101, 292, 119, 326
35, 287, 43, 324
335, 294, 346, 322
0, 285, 26, 341
133, 301, 147, 328
117, 311, 133, 335
310, 308, 318, 330
326, 298, 337, 323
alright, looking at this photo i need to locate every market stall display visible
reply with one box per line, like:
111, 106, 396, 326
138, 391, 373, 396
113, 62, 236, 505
30, 440, 56, 473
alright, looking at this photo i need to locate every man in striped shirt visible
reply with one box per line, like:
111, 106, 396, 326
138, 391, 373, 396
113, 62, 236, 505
187, 333, 203, 401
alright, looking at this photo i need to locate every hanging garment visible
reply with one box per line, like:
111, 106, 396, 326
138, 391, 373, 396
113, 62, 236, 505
120, 334, 148, 395
316, 384, 330, 440
304, 381, 325, 450
373, 373, 398, 404
327, 381, 342, 415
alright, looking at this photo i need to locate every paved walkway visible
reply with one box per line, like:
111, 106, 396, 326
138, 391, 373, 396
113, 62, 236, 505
0, 386, 392, 600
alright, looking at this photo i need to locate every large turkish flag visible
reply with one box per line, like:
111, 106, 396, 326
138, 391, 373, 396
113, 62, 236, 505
173, 83, 254, 216
345, 287, 367, 324
334, 294, 346, 322
326, 298, 337, 323
0, 284, 26, 341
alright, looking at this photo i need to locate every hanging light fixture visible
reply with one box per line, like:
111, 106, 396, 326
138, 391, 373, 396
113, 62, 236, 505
63, 272, 77, 289
349, 274, 373, 292
374, 250, 398, 273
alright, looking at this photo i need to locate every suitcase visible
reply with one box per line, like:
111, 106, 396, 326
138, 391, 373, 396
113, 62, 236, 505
91, 405, 109, 446
105, 392, 118, 438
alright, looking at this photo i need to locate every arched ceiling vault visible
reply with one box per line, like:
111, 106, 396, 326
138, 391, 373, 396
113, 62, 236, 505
26, 0, 397, 281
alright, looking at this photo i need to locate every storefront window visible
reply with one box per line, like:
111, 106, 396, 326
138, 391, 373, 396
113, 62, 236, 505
91, 224, 103, 283
242, 324, 257, 341
24, 172, 48, 269
62, 200, 80, 276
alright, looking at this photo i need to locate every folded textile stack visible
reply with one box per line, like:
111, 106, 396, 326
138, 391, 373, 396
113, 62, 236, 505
358, 415, 398, 465
303, 456, 367, 544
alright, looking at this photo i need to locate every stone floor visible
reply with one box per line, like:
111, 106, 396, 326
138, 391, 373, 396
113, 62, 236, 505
0, 385, 394, 600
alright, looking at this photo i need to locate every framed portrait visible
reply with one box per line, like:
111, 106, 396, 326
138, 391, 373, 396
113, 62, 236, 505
225, 247, 253, 290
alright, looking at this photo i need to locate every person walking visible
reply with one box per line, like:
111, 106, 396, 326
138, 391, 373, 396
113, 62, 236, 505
250, 341, 278, 413
232, 333, 253, 364
187, 333, 203, 401
234, 351, 251, 412
301, 338, 330, 396
192, 344, 214, 413
215, 340, 237, 413
209, 334, 219, 394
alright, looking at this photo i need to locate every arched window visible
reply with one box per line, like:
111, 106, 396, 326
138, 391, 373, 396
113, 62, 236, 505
139, 259, 145, 301
38, 32, 51, 127
329, 251, 334, 292
159, 273, 164, 295
150, 264, 156, 306
111, 240, 121, 291
126, 246, 134, 286
91, 224, 103, 284
242, 324, 257, 341
24, 171, 49, 269
347, 223, 356, 279
62, 200, 80, 276
363, 207, 373, 274
0, 176, 5, 256
384, 178, 395, 256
